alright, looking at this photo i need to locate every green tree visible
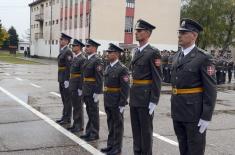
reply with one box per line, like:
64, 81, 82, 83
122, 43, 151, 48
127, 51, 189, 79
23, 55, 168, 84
181, 0, 235, 50
0, 26, 8, 47
8, 26, 19, 48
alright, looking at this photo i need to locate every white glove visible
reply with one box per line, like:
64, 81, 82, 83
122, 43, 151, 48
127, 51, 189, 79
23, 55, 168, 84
119, 106, 125, 114
197, 119, 209, 134
93, 93, 100, 102
78, 89, 82, 96
64, 81, 69, 88
148, 102, 156, 115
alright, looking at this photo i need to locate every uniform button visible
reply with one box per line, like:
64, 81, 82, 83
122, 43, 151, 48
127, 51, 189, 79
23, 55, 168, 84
176, 77, 178, 80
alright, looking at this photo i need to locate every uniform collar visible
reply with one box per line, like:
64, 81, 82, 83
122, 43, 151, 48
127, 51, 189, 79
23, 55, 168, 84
138, 42, 149, 52
74, 52, 82, 58
110, 59, 119, 67
61, 45, 68, 51
88, 53, 96, 60
182, 44, 195, 56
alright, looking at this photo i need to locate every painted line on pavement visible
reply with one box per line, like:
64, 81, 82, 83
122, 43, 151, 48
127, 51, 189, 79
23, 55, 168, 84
50, 91, 61, 97
49, 92, 106, 116
153, 132, 178, 146
0, 86, 104, 155
15, 77, 23, 81
4, 73, 10, 76
30, 83, 41, 88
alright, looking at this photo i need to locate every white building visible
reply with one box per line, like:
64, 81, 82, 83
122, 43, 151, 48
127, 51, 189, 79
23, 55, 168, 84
18, 40, 30, 53
29, 0, 181, 58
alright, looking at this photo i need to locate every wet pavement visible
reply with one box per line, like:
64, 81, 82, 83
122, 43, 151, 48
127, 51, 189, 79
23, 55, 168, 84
0, 59, 235, 155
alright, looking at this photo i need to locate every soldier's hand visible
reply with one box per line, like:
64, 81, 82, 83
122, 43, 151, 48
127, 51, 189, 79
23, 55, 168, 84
77, 89, 82, 96
197, 119, 209, 134
64, 81, 69, 88
93, 93, 100, 102
119, 106, 125, 114
148, 102, 156, 115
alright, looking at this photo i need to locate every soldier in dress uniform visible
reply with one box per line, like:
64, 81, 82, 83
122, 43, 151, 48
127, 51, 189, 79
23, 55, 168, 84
79, 39, 103, 141
100, 43, 130, 155
56, 33, 73, 125
67, 39, 86, 133
171, 18, 217, 155
167, 51, 175, 83
162, 50, 169, 83
129, 19, 162, 155
227, 54, 234, 83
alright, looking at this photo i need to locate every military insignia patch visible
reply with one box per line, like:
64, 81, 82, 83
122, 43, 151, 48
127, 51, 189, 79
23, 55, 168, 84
96, 65, 103, 71
154, 59, 161, 67
207, 66, 215, 76
181, 21, 186, 27
123, 75, 129, 82
67, 56, 72, 61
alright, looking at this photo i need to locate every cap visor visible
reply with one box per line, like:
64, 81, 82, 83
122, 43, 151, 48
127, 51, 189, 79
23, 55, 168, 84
178, 28, 192, 32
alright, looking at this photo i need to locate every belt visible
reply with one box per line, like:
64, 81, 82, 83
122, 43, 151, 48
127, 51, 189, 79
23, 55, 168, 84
84, 77, 96, 82
58, 66, 66, 71
132, 79, 152, 85
70, 73, 81, 79
172, 87, 204, 95
104, 87, 121, 92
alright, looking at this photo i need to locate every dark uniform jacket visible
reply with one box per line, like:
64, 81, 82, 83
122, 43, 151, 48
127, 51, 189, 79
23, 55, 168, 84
104, 61, 130, 107
130, 45, 162, 107
58, 46, 73, 82
69, 53, 86, 91
171, 47, 217, 122
82, 54, 103, 96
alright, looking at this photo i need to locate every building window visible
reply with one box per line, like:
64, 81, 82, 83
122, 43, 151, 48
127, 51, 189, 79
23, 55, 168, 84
45, 22, 48, 26
53, 20, 55, 25
65, 0, 68, 7
126, 0, 135, 8
74, 15, 78, 28
20, 47, 24, 50
79, 15, 83, 28
70, 0, 73, 7
65, 18, 68, 30
125, 16, 134, 33
60, 18, 63, 30
69, 17, 72, 29
85, 13, 90, 27
45, 40, 47, 44
52, 40, 54, 45
56, 19, 59, 24
46, 3, 48, 7
56, 40, 58, 44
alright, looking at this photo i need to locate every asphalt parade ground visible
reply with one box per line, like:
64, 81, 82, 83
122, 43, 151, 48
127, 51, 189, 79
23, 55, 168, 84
0, 59, 235, 155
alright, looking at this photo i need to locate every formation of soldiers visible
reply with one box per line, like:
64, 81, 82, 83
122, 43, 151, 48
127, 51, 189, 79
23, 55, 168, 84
55, 18, 224, 155
160, 49, 235, 85
213, 51, 234, 84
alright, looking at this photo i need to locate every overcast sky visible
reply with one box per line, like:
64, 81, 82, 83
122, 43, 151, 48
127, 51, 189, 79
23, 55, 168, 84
0, 0, 33, 40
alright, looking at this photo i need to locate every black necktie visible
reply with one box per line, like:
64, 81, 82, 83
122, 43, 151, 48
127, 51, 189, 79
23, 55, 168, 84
179, 51, 184, 62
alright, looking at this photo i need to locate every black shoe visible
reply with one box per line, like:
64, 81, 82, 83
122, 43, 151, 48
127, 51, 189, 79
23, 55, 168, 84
107, 148, 121, 155
58, 120, 71, 125
67, 126, 75, 130
84, 135, 99, 142
80, 133, 90, 139
70, 127, 84, 133
56, 119, 63, 123
100, 147, 112, 153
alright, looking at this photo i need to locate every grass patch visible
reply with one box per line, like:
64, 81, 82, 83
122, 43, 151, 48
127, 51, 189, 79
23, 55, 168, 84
0, 51, 38, 64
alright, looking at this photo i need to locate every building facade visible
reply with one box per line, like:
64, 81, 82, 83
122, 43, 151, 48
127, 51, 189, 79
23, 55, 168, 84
29, 0, 181, 58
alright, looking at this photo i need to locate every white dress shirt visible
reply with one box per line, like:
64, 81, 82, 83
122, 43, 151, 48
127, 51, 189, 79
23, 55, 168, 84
182, 44, 195, 56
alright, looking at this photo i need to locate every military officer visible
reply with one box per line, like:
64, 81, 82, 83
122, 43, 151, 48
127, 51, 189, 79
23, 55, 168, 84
66, 39, 86, 132
100, 43, 130, 155
56, 33, 73, 125
130, 19, 162, 155
80, 39, 103, 141
171, 19, 217, 155
227, 54, 234, 83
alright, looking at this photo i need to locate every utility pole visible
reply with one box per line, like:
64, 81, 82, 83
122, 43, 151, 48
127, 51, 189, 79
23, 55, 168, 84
49, 0, 53, 58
